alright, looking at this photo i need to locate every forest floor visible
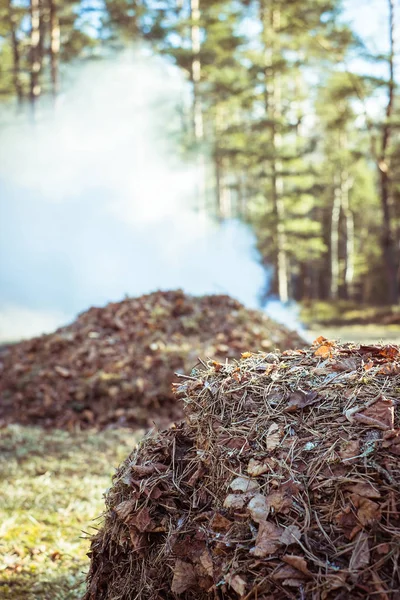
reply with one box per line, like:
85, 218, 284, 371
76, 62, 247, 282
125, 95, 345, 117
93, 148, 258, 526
0, 425, 142, 600
302, 301, 400, 344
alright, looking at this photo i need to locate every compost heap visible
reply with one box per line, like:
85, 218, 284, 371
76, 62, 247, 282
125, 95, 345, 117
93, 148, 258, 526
84, 339, 400, 600
0, 290, 305, 431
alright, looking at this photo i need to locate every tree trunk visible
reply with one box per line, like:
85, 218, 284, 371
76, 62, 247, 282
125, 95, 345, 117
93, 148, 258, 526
262, 1, 288, 302
330, 175, 341, 300
49, 0, 60, 101
378, 0, 398, 303
7, 0, 24, 106
190, 0, 206, 212
342, 174, 355, 300
30, 0, 42, 117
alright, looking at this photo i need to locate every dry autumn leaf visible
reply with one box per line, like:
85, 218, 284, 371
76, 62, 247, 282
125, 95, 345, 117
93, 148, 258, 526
225, 573, 247, 596
282, 554, 313, 578
250, 521, 283, 557
247, 458, 269, 476
266, 422, 281, 450
229, 476, 259, 493
171, 560, 196, 594
286, 389, 318, 412
354, 396, 394, 431
349, 531, 370, 571
247, 494, 270, 523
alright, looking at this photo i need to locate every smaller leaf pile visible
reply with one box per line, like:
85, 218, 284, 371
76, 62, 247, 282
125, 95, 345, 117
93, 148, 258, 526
84, 340, 400, 600
0, 290, 304, 431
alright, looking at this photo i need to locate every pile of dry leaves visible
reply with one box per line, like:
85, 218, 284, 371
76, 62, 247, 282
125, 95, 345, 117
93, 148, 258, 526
0, 290, 305, 430
84, 339, 400, 599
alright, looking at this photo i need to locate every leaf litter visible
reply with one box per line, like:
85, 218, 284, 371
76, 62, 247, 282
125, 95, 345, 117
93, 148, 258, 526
84, 339, 400, 599
0, 290, 305, 431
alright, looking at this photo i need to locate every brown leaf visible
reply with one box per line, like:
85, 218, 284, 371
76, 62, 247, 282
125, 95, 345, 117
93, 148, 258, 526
345, 482, 381, 499
225, 573, 247, 596
280, 525, 302, 546
312, 335, 329, 345
247, 494, 270, 523
314, 345, 333, 358
351, 494, 381, 526
229, 476, 259, 493
272, 564, 307, 582
266, 422, 281, 450
285, 390, 318, 412
130, 463, 168, 477
382, 429, 400, 455
282, 555, 312, 578
223, 494, 248, 510
210, 513, 232, 532
171, 560, 196, 594
378, 345, 399, 360
332, 358, 358, 372
115, 499, 136, 521
250, 521, 283, 557
127, 507, 154, 532
198, 550, 213, 577
247, 458, 269, 477
349, 531, 370, 571
338, 440, 360, 461
354, 397, 394, 431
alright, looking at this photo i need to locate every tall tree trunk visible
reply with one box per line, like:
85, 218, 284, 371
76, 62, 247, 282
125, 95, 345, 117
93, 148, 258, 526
342, 174, 355, 299
49, 0, 60, 101
190, 0, 206, 212
330, 174, 341, 300
7, 0, 24, 106
378, 0, 398, 303
262, 2, 288, 302
30, 0, 42, 117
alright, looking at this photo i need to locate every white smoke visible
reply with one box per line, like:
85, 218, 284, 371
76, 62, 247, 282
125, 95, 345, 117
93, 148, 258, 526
0, 48, 267, 342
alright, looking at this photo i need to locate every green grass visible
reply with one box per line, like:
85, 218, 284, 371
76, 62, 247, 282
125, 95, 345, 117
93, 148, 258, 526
0, 425, 143, 599
300, 300, 400, 327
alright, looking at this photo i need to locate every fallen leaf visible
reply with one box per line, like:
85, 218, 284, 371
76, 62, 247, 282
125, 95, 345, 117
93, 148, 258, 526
339, 440, 360, 461
210, 513, 232, 532
285, 390, 318, 412
171, 560, 196, 594
229, 476, 259, 493
280, 525, 302, 545
312, 335, 328, 345
351, 494, 381, 526
225, 573, 247, 596
314, 345, 333, 358
378, 345, 399, 360
247, 494, 269, 523
332, 358, 358, 372
223, 494, 248, 510
349, 531, 370, 571
198, 550, 213, 577
354, 397, 394, 430
247, 458, 269, 476
282, 555, 312, 577
382, 429, 400, 455
345, 482, 381, 499
115, 499, 137, 521
250, 521, 283, 557
266, 422, 281, 450
126, 507, 154, 532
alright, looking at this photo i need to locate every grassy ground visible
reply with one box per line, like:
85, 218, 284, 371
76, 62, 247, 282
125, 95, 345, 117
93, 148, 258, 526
300, 301, 400, 327
0, 425, 143, 600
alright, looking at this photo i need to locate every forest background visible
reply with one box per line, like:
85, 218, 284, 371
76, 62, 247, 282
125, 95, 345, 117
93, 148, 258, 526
0, 0, 399, 328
